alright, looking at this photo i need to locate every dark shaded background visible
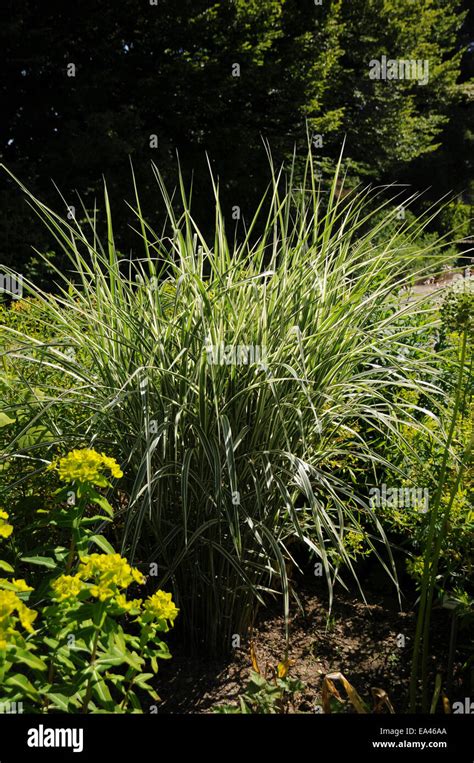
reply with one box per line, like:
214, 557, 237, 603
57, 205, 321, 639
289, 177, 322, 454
1, 0, 473, 281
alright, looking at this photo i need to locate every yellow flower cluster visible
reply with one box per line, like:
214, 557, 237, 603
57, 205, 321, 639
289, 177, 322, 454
81, 553, 145, 600
0, 510, 13, 540
51, 552, 178, 626
143, 590, 179, 624
0, 589, 38, 648
48, 449, 123, 485
0, 579, 34, 593
51, 574, 85, 601
52, 553, 145, 602
343, 529, 369, 558
116, 594, 143, 613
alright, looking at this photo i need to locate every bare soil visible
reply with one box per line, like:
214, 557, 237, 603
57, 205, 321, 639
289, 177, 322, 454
156, 580, 467, 714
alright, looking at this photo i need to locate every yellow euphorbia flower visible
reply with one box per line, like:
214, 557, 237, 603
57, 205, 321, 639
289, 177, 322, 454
17, 602, 37, 633
52, 554, 145, 604
51, 574, 85, 601
0, 590, 18, 618
0, 510, 13, 539
79, 553, 145, 590
0, 589, 37, 637
48, 448, 123, 485
100, 454, 124, 480
115, 594, 142, 612
0, 579, 34, 593
11, 579, 34, 592
143, 590, 179, 624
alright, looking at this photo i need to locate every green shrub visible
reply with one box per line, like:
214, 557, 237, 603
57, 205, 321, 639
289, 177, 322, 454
437, 201, 473, 241
0, 449, 177, 713
408, 284, 473, 711
215, 666, 305, 714
366, 207, 458, 280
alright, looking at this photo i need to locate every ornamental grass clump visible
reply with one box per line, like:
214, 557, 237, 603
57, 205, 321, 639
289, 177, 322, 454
1, 147, 454, 652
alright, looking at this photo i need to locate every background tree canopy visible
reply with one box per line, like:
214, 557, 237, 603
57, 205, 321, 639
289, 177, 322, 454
1, 0, 473, 278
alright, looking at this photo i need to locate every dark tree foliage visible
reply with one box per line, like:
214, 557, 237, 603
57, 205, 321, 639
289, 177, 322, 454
0, 0, 471, 278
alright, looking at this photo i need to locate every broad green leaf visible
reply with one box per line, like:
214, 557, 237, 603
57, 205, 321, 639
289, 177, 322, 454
45, 692, 70, 712
0, 412, 15, 427
5, 673, 40, 699
90, 494, 114, 517
88, 534, 116, 554
21, 555, 57, 569
91, 670, 114, 705
11, 647, 47, 671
